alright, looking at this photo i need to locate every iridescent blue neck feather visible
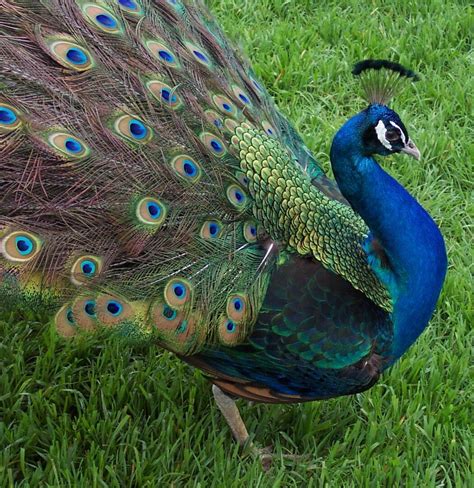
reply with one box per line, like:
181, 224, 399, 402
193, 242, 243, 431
330, 108, 447, 364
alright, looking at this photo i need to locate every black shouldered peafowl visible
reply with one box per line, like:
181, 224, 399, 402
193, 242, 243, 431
0, 0, 447, 467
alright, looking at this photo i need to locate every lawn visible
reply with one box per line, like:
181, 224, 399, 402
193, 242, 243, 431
1, 0, 472, 486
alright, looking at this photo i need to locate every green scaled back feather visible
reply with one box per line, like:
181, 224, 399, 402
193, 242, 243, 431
0, 0, 391, 355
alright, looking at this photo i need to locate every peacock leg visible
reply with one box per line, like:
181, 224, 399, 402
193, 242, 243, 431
212, 384, 252, 447
212, 385, 296, 470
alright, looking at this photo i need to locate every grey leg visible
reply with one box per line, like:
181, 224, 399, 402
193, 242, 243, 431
212, 384, 251, 447
212, 384, 306, 470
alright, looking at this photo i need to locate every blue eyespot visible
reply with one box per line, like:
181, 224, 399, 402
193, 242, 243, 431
200, 220, 222, 240
158, 50, 174, 63
227, 184, 247, 209
160, 88, 177, 104
115, 115, 152, 144
210, 139, 223, 153
48, 132, 89, 158
80, 260, 96, 276
251, 77, 264, 93
243, 221, 257, 243
183, 159, 197, 177
172, 283, 186, 298
0, 107, 17, 125
137, 197, 166, 226
171, 156, 201, 183
66, 47, 88, 65
147, 201, 161, 219
129, 120, 148, 140
193, 50, 207, 62
225, 320, 236, 333
165, 278, 192, 307
209, 222, 219, 236
163, 306, 177, 320
232, 298, 243, 311
106, 300, 123, 316
212, 95, 236, 116
15, 236, 34, 256
84, 300, 96, 316
186, 43, 211, 66
96, 14, 117, 28
239, 94, 250, 104
119, 0, 137, 8
65, 138, 83, 154
262, 121, 276, 137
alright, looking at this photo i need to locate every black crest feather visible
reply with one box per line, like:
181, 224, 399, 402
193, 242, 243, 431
352, 59, 419, 105
352, 59, 419, 80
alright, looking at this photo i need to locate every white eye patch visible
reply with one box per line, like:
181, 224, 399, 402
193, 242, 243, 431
375, 120, 392, 150
375, 119, 406, 150
389, 121, 407, 145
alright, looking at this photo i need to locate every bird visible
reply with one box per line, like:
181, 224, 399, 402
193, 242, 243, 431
0, 0, 447, 467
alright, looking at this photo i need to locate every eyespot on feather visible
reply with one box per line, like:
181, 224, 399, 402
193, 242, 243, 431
71, 297, 97, 331
249, 75, 264, 94
171, 155, 201, 183
147, 80, 182, 109
144, 39, 180, 68
136, 197, 167, 226
212, 94, 237, 116
185, 41, 212, 67
114, 115, 153, 144
164, 278, 192, 309
116, 0, 143, 16
0, 103, 22, 132
96, 294, 133, 326
235, 171, 250, 187
55, 304, 77, 338
48, 132, 90, 159
262, 120, 276, 137
226, 184, 247, 210
1, 231, 42, 263
47, 39, 94, 71
152, 302, 182, 332
226, 293, 248, 322
200, 132, 226, 157
82, 5, 123, 34
152, 303, 202, 353
200, 220, 223, 239
204, 110, 224, 129
70, 255, 102, 285
243, 221, 257, 243
232, 85, 252, 106
218, 317, 240, 345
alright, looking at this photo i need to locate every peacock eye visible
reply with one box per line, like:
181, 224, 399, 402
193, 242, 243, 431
385, 128, 401, 142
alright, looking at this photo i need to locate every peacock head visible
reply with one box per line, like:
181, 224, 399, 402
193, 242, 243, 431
361, 103, 420, 160
352, 59, 420, 160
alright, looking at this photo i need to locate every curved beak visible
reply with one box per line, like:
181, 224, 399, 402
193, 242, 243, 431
401, 139, 421, 160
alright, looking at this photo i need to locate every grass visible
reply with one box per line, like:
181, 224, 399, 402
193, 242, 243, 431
1, 0, 472, 486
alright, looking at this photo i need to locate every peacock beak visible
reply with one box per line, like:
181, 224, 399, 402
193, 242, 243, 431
401, 139, 421, 160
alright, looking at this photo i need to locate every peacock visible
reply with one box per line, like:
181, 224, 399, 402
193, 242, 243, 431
0, 0, 447, 467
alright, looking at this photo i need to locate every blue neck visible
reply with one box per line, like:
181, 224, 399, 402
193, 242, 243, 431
330, 112, 447, 363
